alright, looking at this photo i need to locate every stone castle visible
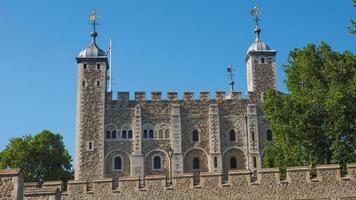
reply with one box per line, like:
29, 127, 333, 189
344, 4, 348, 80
74, 12, 276, 181
1, 10, 356, 200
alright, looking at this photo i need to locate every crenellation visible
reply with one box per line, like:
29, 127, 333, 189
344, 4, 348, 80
286, 166, 310, 184
92, 178, 112, 197
117, 92, 129, 102
200, 172, 221, 188
228, 169, 252, 186
151, 91, 162, 101
215, 91, 226, 103
347, 163, 356, 180
172, 173, 193, 190
107, 91, 250, 104
257, 168, 280, 186
135, 92, 146, 101
2, 164, 356, 199
144, 175, 166, 191
199, 91, 210, 102
119, 177, 139, 193
167, 92, 178, 101
183, 91, 194, 101
316, 164, 341, 182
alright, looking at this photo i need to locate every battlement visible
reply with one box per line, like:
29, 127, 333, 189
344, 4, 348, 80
14, 163, 356, 199
106, 91, 246, 103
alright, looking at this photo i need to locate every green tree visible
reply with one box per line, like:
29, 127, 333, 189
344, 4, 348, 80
348, 0, 356, 34
263, 42, 356, 172
0, 130, 73, 182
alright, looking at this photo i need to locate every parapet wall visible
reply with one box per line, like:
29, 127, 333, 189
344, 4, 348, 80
13, 163, 356, 199
106, 91, 255, 103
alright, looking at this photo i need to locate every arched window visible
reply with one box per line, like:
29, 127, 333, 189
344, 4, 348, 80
143, 130, 148, 139
83, 64, 87, 69
230, 157, 237, 169
192, 130, 199, 142
253, 157, 257, 168
164, 129, 169, 138
153, 156, 162, 170
96, 80, 100, 87
113, 156, 122, 171
82, 80, 86, 87
128, 130, 133, 139
111, 130, 117, 139
261, 57, 265, 64
214, 157, 218, 168
122, 130, 127, 139
106, 130, 111, 139
229, 130, 236, 141
158, 129, 163, 138
267, 129, 273, 141
149, 130, 154, 139
97, 64, 100, 70
252, 131, 255, 141
193, 157, 200, 170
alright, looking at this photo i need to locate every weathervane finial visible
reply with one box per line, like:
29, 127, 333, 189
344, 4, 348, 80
251, 6, 261, 41
89, 10, 98, 42
227, 64, 235, 93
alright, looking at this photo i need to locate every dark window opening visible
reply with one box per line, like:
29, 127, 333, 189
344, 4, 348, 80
267, 129, 273, 141
114, 156, 122, 170
122, 130, 127, 139
82, 80, 86, 87
97, 80, 100, 87
252, 131, 255, 141
97, 64, 100, 70
230, 157, 237, 169
193, 157, 200, 170
229, 130, 236, 141
83, 64, 87, 69
128, 130, 133, 139
112, 130, 117, 139
149, 130, 154, 139
253, 157, 257, 168
214, 157, 218, 168
143, 130, 148, 138
153, 156, 161, 170
106, 130, 111, 139
88, 142, 93, 150
192, 130, 199, 142
261, 57, 265, 63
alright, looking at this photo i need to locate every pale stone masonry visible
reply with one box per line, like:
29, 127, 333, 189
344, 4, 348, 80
74, 20, 278, 181
1, 164, 356, 199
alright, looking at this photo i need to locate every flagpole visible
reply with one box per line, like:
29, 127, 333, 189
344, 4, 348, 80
108, 37, 112, 92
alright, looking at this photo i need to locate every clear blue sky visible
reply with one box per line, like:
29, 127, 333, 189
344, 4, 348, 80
0, 0, 355, 160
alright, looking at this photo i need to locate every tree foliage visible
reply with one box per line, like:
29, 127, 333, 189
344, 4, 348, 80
263, 43, 356, 171
348, 0, 356, 34
0, 130, 73, 182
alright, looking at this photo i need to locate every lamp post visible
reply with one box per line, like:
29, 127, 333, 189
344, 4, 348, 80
168, 146, 173, 186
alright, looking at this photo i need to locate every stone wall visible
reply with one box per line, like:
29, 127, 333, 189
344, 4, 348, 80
10, 163, 356, 200
103, 91, 255, 177
0, 169, 23, 200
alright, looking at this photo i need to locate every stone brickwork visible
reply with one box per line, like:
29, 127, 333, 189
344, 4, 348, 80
75, 20, 277, 182
3, 164, 354, 199
102, 93, 262, 177
75, 60, 108, 180
0, 169, 23, 200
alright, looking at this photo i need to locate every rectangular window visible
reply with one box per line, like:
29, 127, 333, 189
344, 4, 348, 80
87, 141, 94, 151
